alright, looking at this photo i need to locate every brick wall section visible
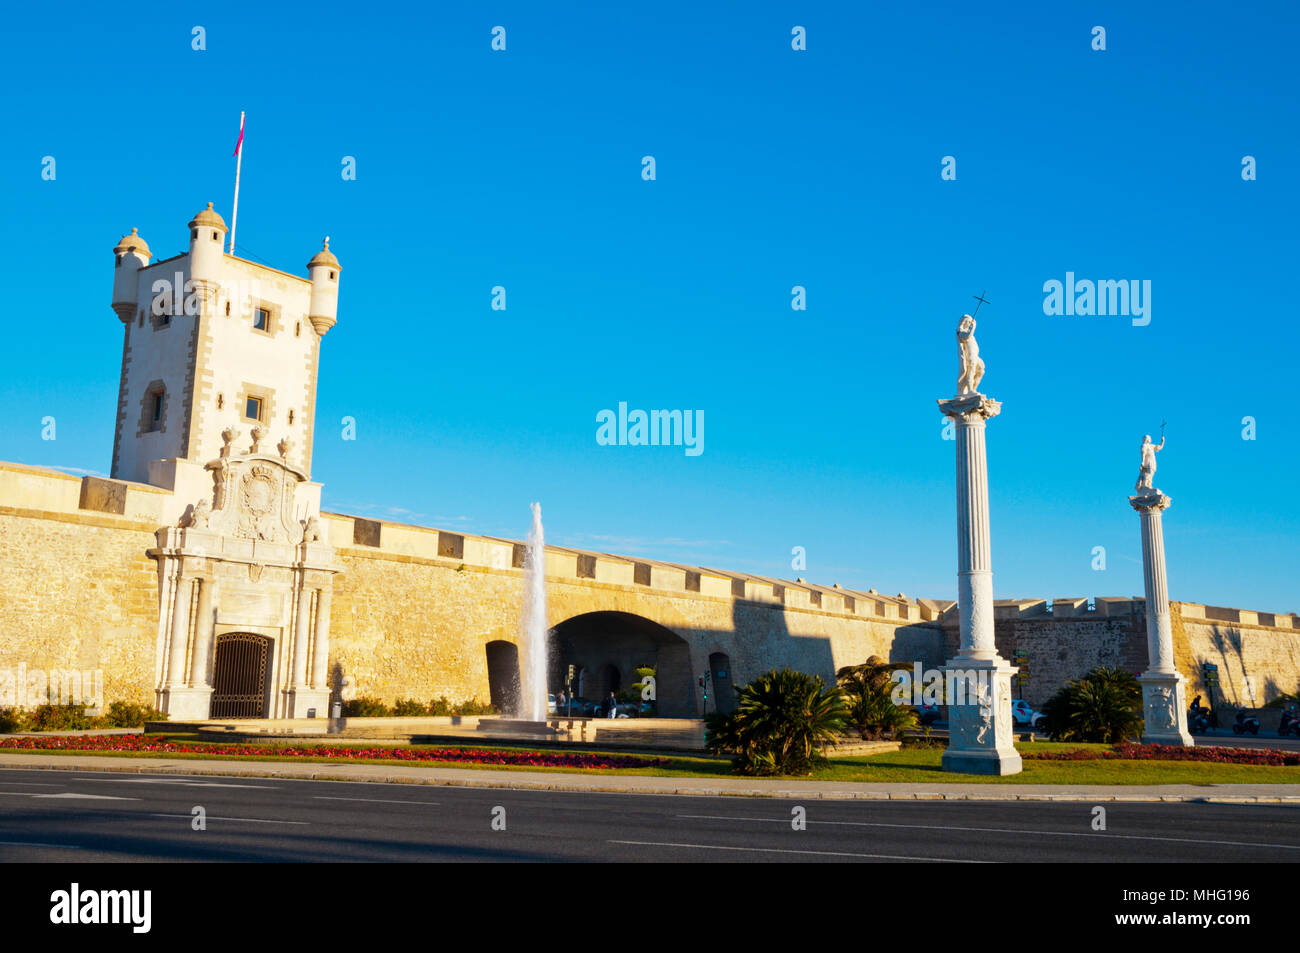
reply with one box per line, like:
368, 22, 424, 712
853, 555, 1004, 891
1175, 611, 1300, 708
943, 603, 1300, 708
330, 545, 945, 711
0, 508, 159, 706
944, 613, 1146, 708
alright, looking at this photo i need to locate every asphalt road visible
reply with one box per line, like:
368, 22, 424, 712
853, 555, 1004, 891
1, 767, 1297, 862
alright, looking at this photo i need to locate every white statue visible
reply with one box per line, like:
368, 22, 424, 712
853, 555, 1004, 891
302, 514, 321, 542
181, 497, 212, 529
956, 314, 985, 395
1135, 433, 1165, 491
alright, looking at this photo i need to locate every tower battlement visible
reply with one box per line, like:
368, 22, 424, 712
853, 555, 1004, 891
108, 206, 340, 491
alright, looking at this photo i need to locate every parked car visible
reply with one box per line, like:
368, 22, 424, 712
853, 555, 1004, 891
1011, 700, 1047, 730
562, 697, 597, 717
913, 704, 940, 725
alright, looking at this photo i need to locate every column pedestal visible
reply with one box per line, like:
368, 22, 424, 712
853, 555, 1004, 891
162, 687, 214, 721
285, 689, 331, 719
942, 654, 1022, 775
1138, 671, 1193, 746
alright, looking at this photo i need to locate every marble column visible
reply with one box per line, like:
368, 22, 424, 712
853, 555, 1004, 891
188, 578, 215, 690
291, 584, 312, 689
286, 580, 330, 717
1130, 489, 1193, 745
937, 393, 1022, 775
166, 572, 192, 689
162, 570, 214, 719
311, 587, 332, 690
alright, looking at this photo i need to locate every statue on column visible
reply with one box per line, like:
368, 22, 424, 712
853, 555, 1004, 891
1135, 433, 1165, 492
956, 314, 985, 395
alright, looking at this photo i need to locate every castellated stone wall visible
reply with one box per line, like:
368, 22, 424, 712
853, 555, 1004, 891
5, 459, 1296, 716
943, 598, 1300, 709
0, 464, 164, 708
325, 512, 946, 712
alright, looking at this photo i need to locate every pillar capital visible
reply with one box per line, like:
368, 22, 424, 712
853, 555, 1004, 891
938, 393, 1001, 421
1130, 489, 1171, 512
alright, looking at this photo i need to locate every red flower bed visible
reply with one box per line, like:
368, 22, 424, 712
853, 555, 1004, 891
0, 733, 666, 770
1024, 742, 1300, 766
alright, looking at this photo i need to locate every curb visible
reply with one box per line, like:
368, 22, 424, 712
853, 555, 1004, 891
3, 758, 1300, 804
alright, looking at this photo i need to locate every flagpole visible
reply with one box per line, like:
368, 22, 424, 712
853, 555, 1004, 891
230, 111, 244, 257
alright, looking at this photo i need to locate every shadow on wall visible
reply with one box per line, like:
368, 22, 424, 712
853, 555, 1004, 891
1201, 624, 1300, 708
539, 605, 842, 719
480, 603, 945, 720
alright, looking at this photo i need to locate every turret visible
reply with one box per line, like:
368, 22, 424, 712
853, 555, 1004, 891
188, 202, 227, 284
111, 228, 151, 324
306, 238, 341, 336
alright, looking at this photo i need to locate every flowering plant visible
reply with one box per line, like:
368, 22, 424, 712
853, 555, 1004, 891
0, 733, 666, 769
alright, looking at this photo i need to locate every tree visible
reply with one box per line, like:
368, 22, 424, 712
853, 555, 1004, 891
836, 659, 918, 740
705, 668, 847, 776
1040, 666, 1143, 743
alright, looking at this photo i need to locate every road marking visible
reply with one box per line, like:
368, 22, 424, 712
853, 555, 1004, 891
312, 796, 439, 805
149, 813, 308, 825
34, 793, 139, 801
0, 781, 60, 786
0, 840, 83, 849
674, 814, 1300, 852
609, 839, 984, 862
84, 778, 278, 789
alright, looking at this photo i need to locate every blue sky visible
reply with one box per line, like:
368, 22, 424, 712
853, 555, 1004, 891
1, 1, 1296, 612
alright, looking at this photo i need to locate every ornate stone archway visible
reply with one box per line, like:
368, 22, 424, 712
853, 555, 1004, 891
152, 431, 341, 720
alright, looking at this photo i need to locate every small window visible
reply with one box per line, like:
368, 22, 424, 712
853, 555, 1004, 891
212, 230, 219, 241
217, 394, 224, 410
288, 409, 295, 425
294, 321, 301, 337
245, 396, 263, 421
225, 301, 231, 316
145, 388, 165, 433
191, 229, 198, 239
329, 271, 335, 280
254, 307, 270, 332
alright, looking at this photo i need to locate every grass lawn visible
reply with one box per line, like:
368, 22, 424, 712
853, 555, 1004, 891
2, 735, 1299, 785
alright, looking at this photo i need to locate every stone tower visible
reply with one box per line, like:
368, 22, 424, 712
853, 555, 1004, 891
109, 204, 341, 520
108, 206, 343, 721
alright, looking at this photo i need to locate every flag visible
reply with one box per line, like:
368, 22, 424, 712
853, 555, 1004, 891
232, 113, 245, 157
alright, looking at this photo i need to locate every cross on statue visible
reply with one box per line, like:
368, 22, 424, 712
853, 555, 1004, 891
971, 290, 991, 317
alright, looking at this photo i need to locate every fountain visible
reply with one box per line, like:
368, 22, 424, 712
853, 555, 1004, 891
520, 501, 549, 720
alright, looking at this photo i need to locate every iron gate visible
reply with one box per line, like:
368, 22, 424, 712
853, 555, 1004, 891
210, 633, 270, 718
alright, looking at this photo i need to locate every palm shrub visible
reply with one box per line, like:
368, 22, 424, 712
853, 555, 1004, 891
706, 668, 847, 776
1040, 666, 1143, 743
836, 660, 919, 740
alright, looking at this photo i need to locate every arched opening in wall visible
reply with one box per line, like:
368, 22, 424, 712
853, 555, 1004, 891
550, 611, 692, 717
211, 633, 272, 718
485, 640, 521, 716
600, 664, 621, 697
709, 652, 736, 714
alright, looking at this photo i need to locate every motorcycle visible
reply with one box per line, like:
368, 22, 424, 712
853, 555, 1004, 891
1232, 710, 1260, 735
1279, 710, 1300, 738
1188, 704, 1218, 735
